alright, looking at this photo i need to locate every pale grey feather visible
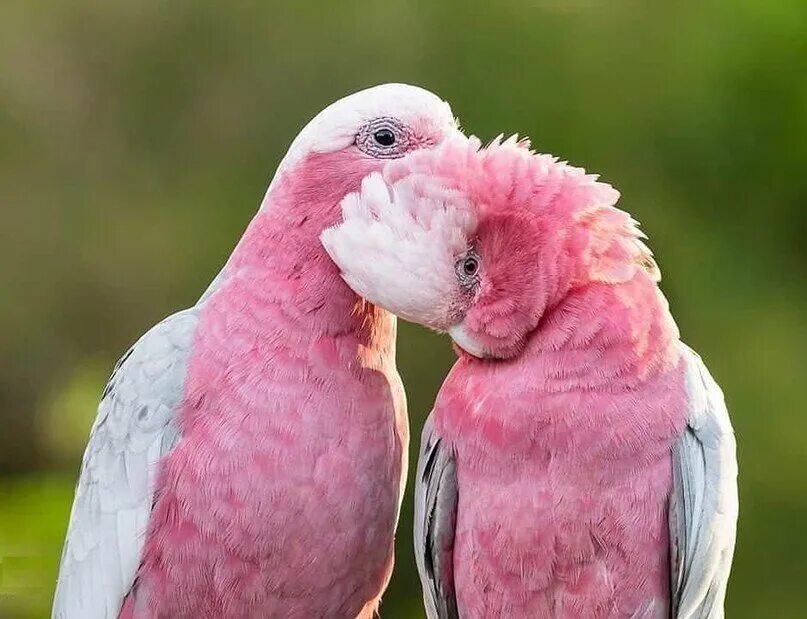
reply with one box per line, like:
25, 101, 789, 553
630, 598, 664, 619
414, 414, 459, 619
197, 263, 228, 304
669, 345, 738, 619
52, 308, 200, 619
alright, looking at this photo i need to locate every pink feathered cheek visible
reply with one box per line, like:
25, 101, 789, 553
450, 273, 534, 359
460, 302, 531, 359
449, 220, 546, 358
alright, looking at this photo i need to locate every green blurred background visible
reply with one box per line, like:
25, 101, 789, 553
1, 1, 805, 617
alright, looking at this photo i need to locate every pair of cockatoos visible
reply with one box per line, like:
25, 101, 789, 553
53, 84, 737, 618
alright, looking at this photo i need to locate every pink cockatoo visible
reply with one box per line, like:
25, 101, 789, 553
321, 136, 738, 618
52, 84, 461, 618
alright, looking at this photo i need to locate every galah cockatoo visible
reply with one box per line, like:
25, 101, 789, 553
321, 136, 738, 618
53, 83, 460, 618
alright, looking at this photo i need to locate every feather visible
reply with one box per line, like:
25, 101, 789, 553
414, 415, 459, 619
52, 309, 197, 618
669, 345, 738, 618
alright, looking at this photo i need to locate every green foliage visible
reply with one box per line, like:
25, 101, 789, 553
0, 0, 804, 616
0, 478, 72, 618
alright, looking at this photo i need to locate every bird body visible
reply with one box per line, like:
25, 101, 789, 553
54, 83, 457, 618
431, 277, 688, 618
123, 156, 408, 617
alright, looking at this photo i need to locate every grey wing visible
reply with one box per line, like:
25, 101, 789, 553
414, 413, 459, 619
669, 345, 739, 619
52, 309, 199, 619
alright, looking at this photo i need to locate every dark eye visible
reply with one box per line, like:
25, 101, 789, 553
356, 117, 411, 159
373, 128, 396, 147
462, 256, 479, 276
456, 251, 481, 286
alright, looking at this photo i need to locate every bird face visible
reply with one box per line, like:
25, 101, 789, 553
448, 210, 548, 358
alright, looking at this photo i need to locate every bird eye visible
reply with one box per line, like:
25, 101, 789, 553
456, 251, 481, 286
373, 128, 396, 147
356, 118, 411, 158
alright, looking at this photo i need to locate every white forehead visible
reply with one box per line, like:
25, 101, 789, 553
279, 83, 456, 172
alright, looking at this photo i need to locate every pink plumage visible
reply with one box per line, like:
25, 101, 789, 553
132, 151, 407, 617
323, 136, 738, 618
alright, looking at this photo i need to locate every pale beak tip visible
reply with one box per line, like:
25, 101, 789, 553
448, 323, 487, 358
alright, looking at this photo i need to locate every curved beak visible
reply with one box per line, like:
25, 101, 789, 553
448, 323, 488, 358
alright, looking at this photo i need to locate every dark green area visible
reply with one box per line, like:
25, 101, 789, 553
0, 1, 804, 616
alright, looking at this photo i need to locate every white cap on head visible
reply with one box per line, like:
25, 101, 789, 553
278, 83, 456, 175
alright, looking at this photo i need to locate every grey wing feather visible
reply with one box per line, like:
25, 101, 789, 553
52, 309, 199, 619
669, 344, 738, 619
414, 414, 459, 619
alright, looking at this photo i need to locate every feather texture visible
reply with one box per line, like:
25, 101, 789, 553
414, 415, 459, 619
52, 309, 197, 618
669, 346, 738, 618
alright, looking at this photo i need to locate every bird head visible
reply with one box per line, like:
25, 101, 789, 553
264, 83, 460, 215
321, 134, 658, 359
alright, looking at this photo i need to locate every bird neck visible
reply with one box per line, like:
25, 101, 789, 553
524, 271, 681, 389
213, 153, 396, 363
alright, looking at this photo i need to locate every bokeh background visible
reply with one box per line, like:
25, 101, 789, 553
1, 1, 805, 617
